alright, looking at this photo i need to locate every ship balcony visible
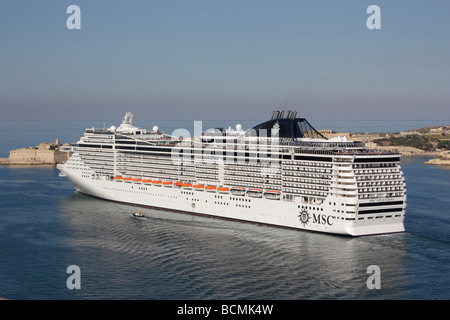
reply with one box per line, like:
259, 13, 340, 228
333, 164, 353, 170
356, 175, 402, 181
336, 188, 358, 195
358, 192, 404, 199
288, 182, 329, 190
337, 183, 357, 190
336, 171, 355, 178
284, 178, 330, 186
354, 168, 400, 175
359, 187, 403, 193
333, 156, 354, 162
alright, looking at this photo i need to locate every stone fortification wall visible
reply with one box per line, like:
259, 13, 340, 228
9, 148, 69, 164
1, 140, 70, 165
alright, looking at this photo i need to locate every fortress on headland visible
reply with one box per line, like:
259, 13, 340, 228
0, 139, 71, 166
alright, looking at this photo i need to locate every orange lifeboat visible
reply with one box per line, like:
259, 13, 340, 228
193, 184, 204, 191
123, 177, 132, 182
205, 185, 217, 192
153, 180, 162, 186
182, 183, 193, 189
264, 190, 281, 200
142, 179, 152, 184
175, 181, 184, 187
113, 176, 123, 181
163, 181, 173, 187
248, 188, 263, 198
132, 178, 142, 183
230, 186, 246, 196
218, 187, 229, 193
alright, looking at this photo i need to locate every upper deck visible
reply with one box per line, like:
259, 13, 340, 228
75, 111, 401, 160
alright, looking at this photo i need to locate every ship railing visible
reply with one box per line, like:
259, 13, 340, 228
336, 149, 400, 155
291, 149, 337, 156
292, 140, 362, 147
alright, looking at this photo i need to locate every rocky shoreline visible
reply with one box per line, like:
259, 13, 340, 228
423, 151, 450, 166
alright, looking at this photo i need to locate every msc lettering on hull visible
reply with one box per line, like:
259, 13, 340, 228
312, 213, 334, 226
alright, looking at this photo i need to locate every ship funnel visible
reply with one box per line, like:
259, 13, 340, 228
272, 109, 298, 119
286, 110, 297, 119
271, 110, 284, 119
271, 110, 278, 120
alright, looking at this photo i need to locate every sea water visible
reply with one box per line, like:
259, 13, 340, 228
0, 120, 448, 300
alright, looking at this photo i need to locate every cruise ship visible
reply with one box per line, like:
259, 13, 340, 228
57, 111, 406, 236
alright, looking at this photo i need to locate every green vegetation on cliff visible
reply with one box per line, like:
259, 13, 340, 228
437, 140, 450, 150
374, 135, 434, 151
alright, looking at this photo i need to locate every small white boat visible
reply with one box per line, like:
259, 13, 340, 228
133, 211, 145, 217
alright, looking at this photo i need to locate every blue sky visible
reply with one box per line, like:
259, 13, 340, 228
1, 0, 449, 120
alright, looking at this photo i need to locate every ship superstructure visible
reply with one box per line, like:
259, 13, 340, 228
58, 111, 406, 236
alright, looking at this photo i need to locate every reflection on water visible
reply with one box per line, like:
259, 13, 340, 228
57, 192, 409, 299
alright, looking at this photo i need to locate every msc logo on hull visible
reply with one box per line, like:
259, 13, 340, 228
298, 210, 334, 227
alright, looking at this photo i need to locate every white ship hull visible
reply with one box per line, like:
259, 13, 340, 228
58, 162, 405, 236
